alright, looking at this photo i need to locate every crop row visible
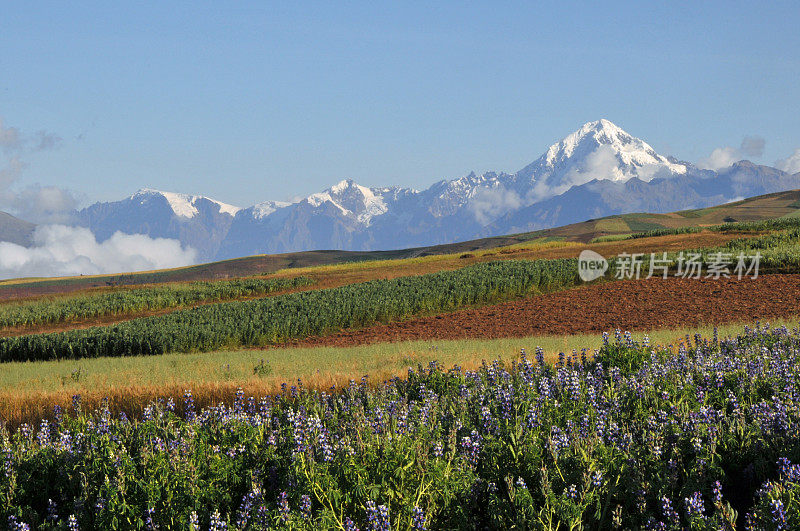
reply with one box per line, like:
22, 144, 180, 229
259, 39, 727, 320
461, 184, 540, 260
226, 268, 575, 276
697, 224, 800, 271
619, 223, 800, 274
0, 259, 579, 363
711, 216, 800, 233
591, 214, 800, 244
2, 325, 800, 528
0, 277, 312, 329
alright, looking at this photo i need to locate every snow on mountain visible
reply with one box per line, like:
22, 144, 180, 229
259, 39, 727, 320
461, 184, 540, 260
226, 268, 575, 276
249, 200, 293, 220
73, 119, 800, 261
79, 188, 241, 260
301, 179, 411, 225
419, 171, 511, 220
516, 119, 688, 201
132, 189, 241, 218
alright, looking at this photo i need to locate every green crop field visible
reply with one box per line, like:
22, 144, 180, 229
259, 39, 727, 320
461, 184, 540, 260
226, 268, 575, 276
0, 276, 312, 329
0, 259, 580, 362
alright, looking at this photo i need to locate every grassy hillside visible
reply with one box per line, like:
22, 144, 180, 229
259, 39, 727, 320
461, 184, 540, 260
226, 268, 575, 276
538, 188, 800, 242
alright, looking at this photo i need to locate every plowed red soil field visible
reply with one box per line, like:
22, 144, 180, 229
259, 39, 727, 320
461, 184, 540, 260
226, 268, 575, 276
289, 274, 800, 347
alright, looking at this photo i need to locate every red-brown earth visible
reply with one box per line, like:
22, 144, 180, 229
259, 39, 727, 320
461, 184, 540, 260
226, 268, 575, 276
286, 274, 800, 347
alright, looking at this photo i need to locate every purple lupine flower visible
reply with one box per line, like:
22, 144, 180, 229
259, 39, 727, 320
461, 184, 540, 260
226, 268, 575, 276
684, 491, 705, 518
278, 491, 291, 522
377, 504, 391, 531
36, 418, 50, 447
144, 507, 157, 530
300, 494, 312, 519
771, 499, 787, 529
366, 501, 379, 529
46, 499, 58, 521
661, 496, 679, 524
209, 509, 227, 530
432, 442, 443, 458
236, 487, 261, 529
712, 480, 723, 505
7, 516, 31, 531
777, 457, 792, 477
365, 501, 390, 531
535, 346, 545, 366
411, 506, 426, 529
183, 389, 195, 421
234, 388, 245, 415
564, 484, 578, 499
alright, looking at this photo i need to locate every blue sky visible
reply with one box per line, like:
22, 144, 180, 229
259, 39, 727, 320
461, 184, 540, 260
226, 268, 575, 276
2, 1, 799, 207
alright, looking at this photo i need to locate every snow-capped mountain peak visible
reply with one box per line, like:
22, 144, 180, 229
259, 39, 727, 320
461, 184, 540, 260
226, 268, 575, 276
542, 119, 686, 174
518, 119, 689, 202
305, 179, 393, 224
132, 188, 241, 218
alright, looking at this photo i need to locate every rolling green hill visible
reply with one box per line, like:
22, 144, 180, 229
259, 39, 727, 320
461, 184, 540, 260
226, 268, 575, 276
528, 188, 800, 242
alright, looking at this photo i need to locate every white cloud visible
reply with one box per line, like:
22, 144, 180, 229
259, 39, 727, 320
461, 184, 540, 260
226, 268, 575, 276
776, 148, 800, 175
556, 144, 622, 189
468, 185, 522, 225
567, 144, 621, 186
697, 136, 766, 171
698, 146, 741, 171
530, 145, 622, 201
0, 116, 75, 223
0, 185, 80, 224
0, 225, 198, 280
634, 163, 675, 182
724, 196, 746, 204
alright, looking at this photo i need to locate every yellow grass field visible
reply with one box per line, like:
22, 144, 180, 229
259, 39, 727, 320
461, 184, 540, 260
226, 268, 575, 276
2, 318, 795, 429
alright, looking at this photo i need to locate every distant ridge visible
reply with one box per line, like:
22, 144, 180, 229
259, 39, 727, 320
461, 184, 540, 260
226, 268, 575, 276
131, 188, 241, 218
0, 211, 35, 247
61, 120, 800, 259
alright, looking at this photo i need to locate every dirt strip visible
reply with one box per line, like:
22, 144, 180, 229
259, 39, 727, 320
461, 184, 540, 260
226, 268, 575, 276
285, 274, 800, 347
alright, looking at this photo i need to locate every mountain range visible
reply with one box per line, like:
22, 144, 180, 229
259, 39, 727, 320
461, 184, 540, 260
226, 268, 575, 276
8, 119, 800, 261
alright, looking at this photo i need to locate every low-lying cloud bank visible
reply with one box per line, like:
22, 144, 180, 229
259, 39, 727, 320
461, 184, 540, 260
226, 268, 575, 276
776, 149, 800, 175
0, 225, 197, 280
697, 135, 766, 171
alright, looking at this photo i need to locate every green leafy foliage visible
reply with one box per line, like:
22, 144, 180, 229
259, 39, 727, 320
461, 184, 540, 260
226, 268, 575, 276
3, 325, 800, 528
0, 260, 579, 363
0, 277, 312, 328
711, 217, 800, 233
